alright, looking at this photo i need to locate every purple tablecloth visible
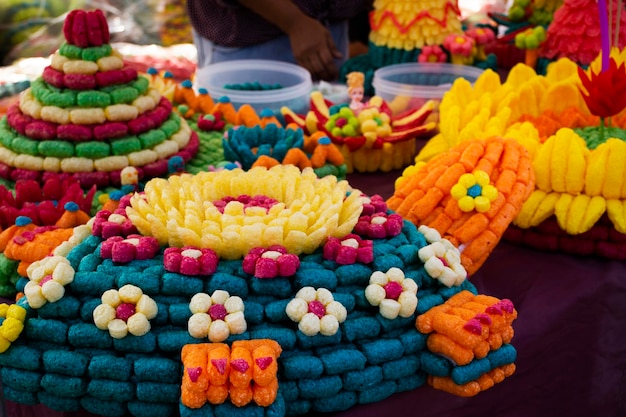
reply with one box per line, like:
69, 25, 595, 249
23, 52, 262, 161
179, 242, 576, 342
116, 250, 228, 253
4, 169, 626, 417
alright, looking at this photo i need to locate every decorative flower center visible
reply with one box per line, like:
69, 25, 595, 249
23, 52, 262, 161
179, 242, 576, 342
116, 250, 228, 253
116, 303, 136, 321
335, 118, 347, 128
438, 256, 449, 267
384, 281, 403, 300
308, 300, 326, 318
341, 238, 359, 248
455, 36, 466, 44
212, 195, 279, 214
39, 275, 53, 287
467, 184, 482, 198
181, 248, 203, 259
208, 304, 228, 321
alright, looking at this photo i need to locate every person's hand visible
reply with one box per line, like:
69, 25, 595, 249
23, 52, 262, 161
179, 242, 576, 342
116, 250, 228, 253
286, 15, 342, 81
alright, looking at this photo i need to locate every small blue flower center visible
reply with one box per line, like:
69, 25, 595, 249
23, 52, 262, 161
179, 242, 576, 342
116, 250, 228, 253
467, 184, 482, 198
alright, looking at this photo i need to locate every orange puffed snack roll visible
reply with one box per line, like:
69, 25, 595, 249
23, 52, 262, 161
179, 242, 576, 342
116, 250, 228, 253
416, 290, 517, 366
180, 339, 282, 409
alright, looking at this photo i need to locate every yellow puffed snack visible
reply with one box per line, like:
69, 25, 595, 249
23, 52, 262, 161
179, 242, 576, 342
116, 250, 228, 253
96, 55, 124, 72
0, 147, 16, 165
50, 53, 69, 71
19, 91, 42, 118
61, 157, 94, 173
132, 95, 157, 114
70, 108, 106, 125
63, 60, 99, 75
41, 106, 71, 124
94, 155, 129, 172
105, 104, 138, 122
14, 154, 44, 171
127, 149, 158, 166
148, 88, 162, 103
43, 157, 62, 172
153, 140, 179, 159
170, 125, 192, 148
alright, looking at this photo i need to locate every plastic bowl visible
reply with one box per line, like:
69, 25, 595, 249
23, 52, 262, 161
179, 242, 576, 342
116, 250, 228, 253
372, 63, 484, 118
195, 59, 312, 117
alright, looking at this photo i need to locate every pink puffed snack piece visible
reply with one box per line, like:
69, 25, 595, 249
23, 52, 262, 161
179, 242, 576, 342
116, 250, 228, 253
71, 10, 89, 48
127, 115, 155, 135
64, 73, 97, 90
7, 112, 32, 136
74, 171, 110, 188
95, 70, 126, 87
63, 10, 79, 45
86, 9, 104, 46
42, 66, 65, 88
57, 124, 93, 142
25, 120, 57, 140
122, 67, 138, 83
142, 159, 168, 178
10, 169, 41, 183
94, 122, 128, 140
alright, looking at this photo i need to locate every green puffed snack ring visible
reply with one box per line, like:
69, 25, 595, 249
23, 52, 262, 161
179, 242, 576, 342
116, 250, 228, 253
11, 137, 39, 156
138, 129, 167, 148
109, 87, 139, 105
110, 137, 142, 155
77, 90, 112, 108
0, 130, 15, 148
132, 76, 149, 95
59, 43, 83, 60
75, 141, 111, 159
46, 91, 78, 107
38, 140, 76, 158
160, 115, 181, 137
81, 44, 113, 62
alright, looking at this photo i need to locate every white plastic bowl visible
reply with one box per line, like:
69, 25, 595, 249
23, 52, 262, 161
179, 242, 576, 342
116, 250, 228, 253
373, 62, 484, 117
195, 59, 312, 116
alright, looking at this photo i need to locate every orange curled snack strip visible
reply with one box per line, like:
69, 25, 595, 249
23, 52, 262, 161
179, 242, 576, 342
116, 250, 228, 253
281, 148, 313, 169
236, 104, 261, 127
251, 155, 281, 169
388, 137, 534, 275
416, 290, 517, 365
428, 363, 516, 397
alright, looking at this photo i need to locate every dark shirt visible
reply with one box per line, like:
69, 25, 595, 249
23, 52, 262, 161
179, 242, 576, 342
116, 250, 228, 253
187, 0, 372, 47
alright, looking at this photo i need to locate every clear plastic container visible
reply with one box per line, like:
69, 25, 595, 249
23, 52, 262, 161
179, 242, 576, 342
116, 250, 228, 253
195, 59, 312, 117
372, 63, 484, 118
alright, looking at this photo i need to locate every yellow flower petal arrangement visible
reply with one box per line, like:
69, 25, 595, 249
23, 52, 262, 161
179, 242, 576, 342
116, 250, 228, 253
400, 48, 626, 258
126, 165, 364, 259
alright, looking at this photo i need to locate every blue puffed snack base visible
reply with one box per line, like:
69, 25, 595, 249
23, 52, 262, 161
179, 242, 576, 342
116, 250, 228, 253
1, 218, 512, 417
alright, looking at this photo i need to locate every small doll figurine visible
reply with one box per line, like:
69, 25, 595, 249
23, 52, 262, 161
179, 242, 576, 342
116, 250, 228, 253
120, 166, 139, 192
347, 71, 367, 114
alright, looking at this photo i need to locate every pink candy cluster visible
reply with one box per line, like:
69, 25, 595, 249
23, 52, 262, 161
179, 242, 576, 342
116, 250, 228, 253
242, 245, 300, 278
212, 195, 279, 214
163, 247, 219, 276
354, 213, 403, 239
100, 234, 160, 263
91, 204, 138, 239
323, 234, 373, 264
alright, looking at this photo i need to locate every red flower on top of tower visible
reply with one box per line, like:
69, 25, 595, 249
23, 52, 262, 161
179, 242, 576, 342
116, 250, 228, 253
63, 9, 110, 48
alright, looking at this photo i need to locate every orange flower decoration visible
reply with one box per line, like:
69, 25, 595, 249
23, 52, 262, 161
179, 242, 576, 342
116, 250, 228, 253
578, 57, 626, 119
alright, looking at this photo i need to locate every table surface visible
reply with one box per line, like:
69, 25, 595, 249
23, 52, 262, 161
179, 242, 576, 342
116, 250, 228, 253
4, 168, 626, 417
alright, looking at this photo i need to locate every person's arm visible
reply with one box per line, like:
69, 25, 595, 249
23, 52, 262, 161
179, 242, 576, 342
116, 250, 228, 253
236, 0, 342, 81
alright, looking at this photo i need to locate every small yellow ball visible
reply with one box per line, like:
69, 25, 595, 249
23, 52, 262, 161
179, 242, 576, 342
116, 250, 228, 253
474, 196, 491, 213
458, 196, 475, 212
458, 173, 476, 188
451, 184, 467, 200
474, 170, 490, 186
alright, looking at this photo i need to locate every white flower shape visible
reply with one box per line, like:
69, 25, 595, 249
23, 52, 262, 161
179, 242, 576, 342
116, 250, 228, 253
187, 290, 246, 342
286, 287, 347, 336
24, 256, 76, 309
93, 284, 158, 339
364, 267, 418, 320
417, 225, 467, 287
